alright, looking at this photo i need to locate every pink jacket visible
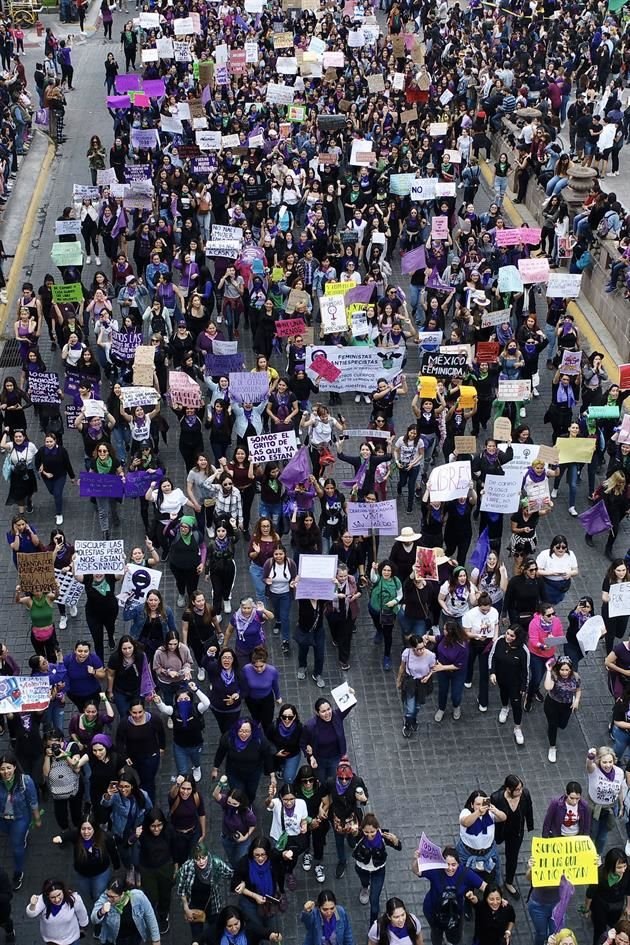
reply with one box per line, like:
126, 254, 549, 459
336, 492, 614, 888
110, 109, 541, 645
527, 613, 564, 658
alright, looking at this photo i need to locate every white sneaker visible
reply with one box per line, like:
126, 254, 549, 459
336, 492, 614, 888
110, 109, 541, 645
363, 395, 371, 404
303, 852, 313, 871
548, 746, 557, 762
499, 707, 509, 724
478, 703, 487, 713
86, 255, 91, 264
354, 394, 361, 403
314, 864, 325, 883
625, 840, 630, 857
59, 615, 67, 630
95, 256, 101, 265
297, 668, 306, 680
55, 514, 63, 525
519, 407, 526, 418
70, 604, 78, 618
312, 674, 326, 688
533, 387, 540, 398
514, 727, 524, 745
197, 667, 206, 681
359, 888, 370, 905
453, 707, 461, 720
223, 599, 232, 614
464, 681, 472, 689
176, 594, 185, 607
434, 709, 444, 722
551, 488, 558, 498
167, 718, 173, 729
569, 506, 578, 517
192, 766, 201, 782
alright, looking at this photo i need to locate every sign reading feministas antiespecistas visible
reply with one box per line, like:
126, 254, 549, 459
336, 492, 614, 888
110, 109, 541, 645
305, 347, 403, 392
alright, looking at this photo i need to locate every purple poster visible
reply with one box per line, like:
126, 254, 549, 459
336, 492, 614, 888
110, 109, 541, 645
228, 371, 269, 403
205, 353, 245, 375
79, 472, 125, 499
401, 245, 427, 275
114, 75, 141, 92
124, 469, 164, 499
143, 79, 166, 98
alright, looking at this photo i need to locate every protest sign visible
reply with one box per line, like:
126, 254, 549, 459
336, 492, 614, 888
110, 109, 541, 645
118, 564, 162, 606
497, 266, 524, 294
480, 472, 522, 514
54, 219, 82, 237
51, 242, 83, 267
481, 308, 511, 328
497, 379, 531, 401
421, 352, 467, 377
305, 346, 402, 392
531, 836, 598, 888
310, 356, 341, 383
608, 582, 630, 618
29, 372, 61, 405
121, 387, 160, 409
401, 245, 427, 275
495, 227, 542, 247
588, 405, 620, 420
518, 258, 550, 284
84, 400, 106, 419
619, 364, 630, 389
536, 445, 560, 465
417, 833, 448, 871
431, 216, 449, 240
156, 37, 174, 58
212, 224, 243, 244
414, 547, 438, 581
347, 500, 399, 537
546, 273, 583, 298
65, 404, 81, 429
557, 438, 596, 464
169, 372, 202, 408
124, 469, 163, 499
343, 429, 390, 439
211, 340, 238, 356
524, 477, 551, 512
429, 122, 448, 136
493, 417, 512, 441
427, 461, 471, 502
54, 569, 84, 609
205, 240, 240, 259
0, 676, 51, 714
276, 318, 306, 338
266, 83, 295, 105
205, 353, 244, 375
196, 130, 222, 151
454, 436, 477, 455
320, 295, 347, 334
133, 345, 155, 387
476, 341, 500, 363
17, 552, 56, 596
139, 10, 160, 26
228, 372, 269, 403
51, 283, 83, 304
295, 554, 337, 600
74, 540, 125, 576
111, 331, 142, 362
367, 73, 385, 93
443, 149, 462, 164
576, 615, 606, 655
559, 350, 582, 375
79, 472, 125, 499
247, 431, 297, 463
72, 184, 100, 201
330, 681, 357, 711
501, 443, 539, 473
389, 173, 416, 196
351, 312, 369, 337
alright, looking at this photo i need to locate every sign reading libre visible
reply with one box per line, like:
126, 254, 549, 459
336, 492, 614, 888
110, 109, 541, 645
531, 836, 598, 887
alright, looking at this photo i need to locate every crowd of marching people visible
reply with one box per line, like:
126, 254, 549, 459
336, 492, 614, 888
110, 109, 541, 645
5, 0, 630, 938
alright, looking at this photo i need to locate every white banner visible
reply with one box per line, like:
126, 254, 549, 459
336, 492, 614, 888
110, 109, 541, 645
305, 345, 402, 392
118, 564, 162, 606
480, 470, 522, 514
247, 431, 297, 463
427, 461, 471, 502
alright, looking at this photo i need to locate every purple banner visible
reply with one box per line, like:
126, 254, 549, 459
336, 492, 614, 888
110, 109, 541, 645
295, 577, 335, 600
401, 245, 427, 275
205, 352, 245, 375
130, 128, 159, 150
143, 79, 166, 98
123, 164, 152, 182
79, 472, 125, 499
115, 75, 141, 92
345, 283, 375, 305
228, 371, 269, 403
107, 95, 131, 110
124, 469, 164, 499
64, 372, 100, 399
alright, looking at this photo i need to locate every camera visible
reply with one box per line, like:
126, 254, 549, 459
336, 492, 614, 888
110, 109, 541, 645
51, 744, 63, 757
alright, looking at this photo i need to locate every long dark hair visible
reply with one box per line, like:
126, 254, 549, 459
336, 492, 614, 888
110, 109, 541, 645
377, 898, 418, 945
74, 817, 109, 865
41, 879, 76, 916
114, 634, 145, 669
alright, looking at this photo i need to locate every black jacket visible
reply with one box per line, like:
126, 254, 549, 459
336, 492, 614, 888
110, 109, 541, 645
351, 830, 401, 868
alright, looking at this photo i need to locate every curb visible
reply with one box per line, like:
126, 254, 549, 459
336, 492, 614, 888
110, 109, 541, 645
478, 158, 622, 379
0, 132, 56, 337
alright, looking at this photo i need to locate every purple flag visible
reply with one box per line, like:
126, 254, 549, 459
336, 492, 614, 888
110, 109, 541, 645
111, 207, 128, 240
469, 528, 490, 573
143, 78, 166, 98
205, 353, 245, 375
124, 469, 164, 499
279, 446, 311, 488
201, 84, 211, 105
114, 75, 141, 92
551, 876, 574, 931
578, 499, 612, 536
427, 270, 452, 292
107, 95, 131, 110
235, 13, 248, 28
79, 472, 125, 499
345, 283, 375, 305
401, 245, 426, 275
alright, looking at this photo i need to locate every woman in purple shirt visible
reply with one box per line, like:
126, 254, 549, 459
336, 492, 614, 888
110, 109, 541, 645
243, 646, 282, 731
434, 620, 469, 724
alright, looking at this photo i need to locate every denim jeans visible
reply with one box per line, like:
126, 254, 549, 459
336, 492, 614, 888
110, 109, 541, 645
528, 897, 556, 945
613, 724, 630, 763
222, 834, 251, 866
0, 814, 31, 873
590, 807, 614, 854
73, 867, 111, 905
45, 699, 65, 733
556, 462, 578, 506
268, 591, 292, 643
437, 667, 467, 710
226, 766, 261, 804
248, 563, 266, 601
398, 465, 421, 512
355, 865, 386, 924
111, 424, 131, 462
544, 322, 557, 361
528, 653, 547, 702
546, 176, 569, 197
334, 829, 354, 866
494, 175, 508, 202
397, 610, 430, 641
315, 756, 340, 784
280, 753, 302, 784
132, 753, 160, 804
259, 500, 283, 531
43, 475, 67, 515
297, 632, 325, 677
113, 690, 136, 718
173, 742, 202, 776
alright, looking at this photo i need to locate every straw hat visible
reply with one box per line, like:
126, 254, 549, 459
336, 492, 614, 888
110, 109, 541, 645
395, 526, 422, 542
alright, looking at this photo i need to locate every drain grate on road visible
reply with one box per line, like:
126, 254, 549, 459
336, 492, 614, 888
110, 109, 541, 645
0, 339, 22, 368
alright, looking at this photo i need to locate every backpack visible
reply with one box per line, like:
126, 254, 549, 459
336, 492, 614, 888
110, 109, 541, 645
434, 886, 462, 931
597, 211, 615, 238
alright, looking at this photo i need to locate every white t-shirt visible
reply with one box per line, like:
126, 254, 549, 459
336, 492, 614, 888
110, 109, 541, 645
401, 647, 436, 679
535, 549, 578, 582
395, 437, 424, 466
462, 607, 499, 639
440, 581, 473, 617
587, 765, 624, 808
151, 487, 188, 519
268, 797, 308, 840
459, 808, 497, 849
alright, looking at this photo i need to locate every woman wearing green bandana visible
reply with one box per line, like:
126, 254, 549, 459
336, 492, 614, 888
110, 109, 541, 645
91, 877, 160, 945
168, 516, 204, 608
88, 443, 125, 540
